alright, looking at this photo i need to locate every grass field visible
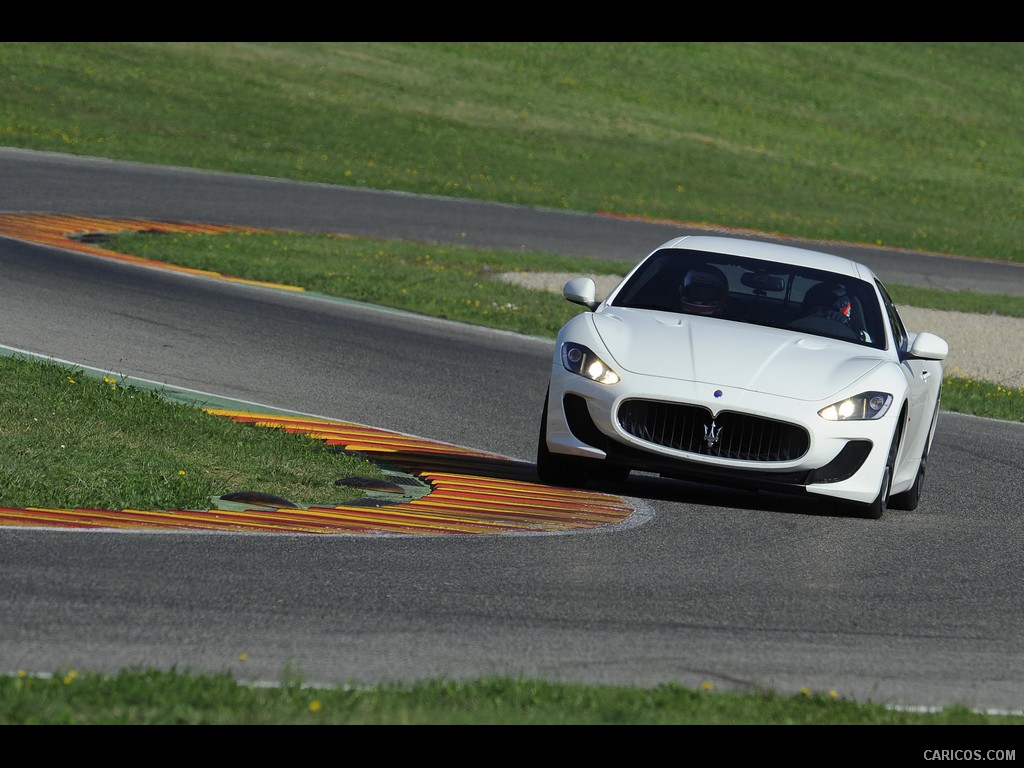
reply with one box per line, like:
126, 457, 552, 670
2, 42, 1022, 263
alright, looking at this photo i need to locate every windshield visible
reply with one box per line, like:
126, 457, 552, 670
610, 248, 886, 349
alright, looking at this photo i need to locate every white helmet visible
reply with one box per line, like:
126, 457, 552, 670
680, 265, 728, 315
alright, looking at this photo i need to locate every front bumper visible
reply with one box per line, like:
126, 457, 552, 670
543, 367, 896, 505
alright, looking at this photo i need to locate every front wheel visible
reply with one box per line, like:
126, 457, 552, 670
857, 429, 899, 520
889, 403, 937, 512
536, 390, 591, 488
888, 457, 924, 511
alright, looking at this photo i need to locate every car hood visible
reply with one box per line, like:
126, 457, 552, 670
592, 309, 886, 401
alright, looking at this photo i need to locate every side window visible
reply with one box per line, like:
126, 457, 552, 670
613, 250, 687, 309
717, 263, 744, 293
791, 275, 820, 306
876, 280, 906, 352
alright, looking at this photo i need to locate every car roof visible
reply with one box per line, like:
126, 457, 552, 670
657, 235, 876, 281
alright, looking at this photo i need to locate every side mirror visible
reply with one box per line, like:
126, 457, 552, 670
908, 331, 948, 361
563, 277, 599, 310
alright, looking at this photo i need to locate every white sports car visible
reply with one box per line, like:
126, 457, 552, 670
536, 235, 949, 519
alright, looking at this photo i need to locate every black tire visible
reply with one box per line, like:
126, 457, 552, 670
859, 429, 899, 520
536, 390, 591, 488
889, 403, 938, 512
888, 457, 924, 511
600, 465, 632, 484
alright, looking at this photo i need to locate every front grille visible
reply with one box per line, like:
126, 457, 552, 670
617, 399, 809, 462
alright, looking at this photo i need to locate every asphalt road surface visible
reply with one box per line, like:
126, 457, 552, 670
1, 147, 1023, 715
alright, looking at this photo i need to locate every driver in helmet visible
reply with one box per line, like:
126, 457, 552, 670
803, 282, 853, 328
679, 264, 729, 316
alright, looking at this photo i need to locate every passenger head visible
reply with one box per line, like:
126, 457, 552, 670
679, 265, 729, 316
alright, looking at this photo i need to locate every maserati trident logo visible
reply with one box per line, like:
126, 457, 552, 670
703, 420, 723, 448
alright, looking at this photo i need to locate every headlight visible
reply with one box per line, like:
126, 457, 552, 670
560, 342, 620, 385
818, 391, 893, 421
